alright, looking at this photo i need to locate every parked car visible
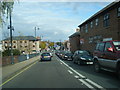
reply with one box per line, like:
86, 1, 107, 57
40, 52, 52, 61
56, 50, 65, 59
93, 40, 120, 79
61, 51, 73, 60
55, 50, 61, 57
73, 50, 93, 65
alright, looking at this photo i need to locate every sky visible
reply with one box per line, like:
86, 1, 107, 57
2, 0, 115, 42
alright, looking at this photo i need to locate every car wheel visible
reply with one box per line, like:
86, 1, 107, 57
94, 60, 101, 73
73, 59, 76, 64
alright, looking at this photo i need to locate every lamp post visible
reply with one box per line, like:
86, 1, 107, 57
7, 4, 14, 64
35, 27, 40, 53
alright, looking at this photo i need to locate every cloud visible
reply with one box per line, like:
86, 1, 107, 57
7, 2, 111, 41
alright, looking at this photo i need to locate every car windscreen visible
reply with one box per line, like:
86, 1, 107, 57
113, 41, 120, 51
78, 51, 90, 55
65, 53, 73, 56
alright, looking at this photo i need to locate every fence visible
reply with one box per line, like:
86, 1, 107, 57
2, 53, 40, 66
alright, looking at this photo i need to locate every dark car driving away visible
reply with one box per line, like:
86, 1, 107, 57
73, 50, 93, 65
40, 52, 52, 61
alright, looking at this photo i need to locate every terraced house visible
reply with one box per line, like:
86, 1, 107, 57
2, 36, 41, 54
78, 1, 120, 53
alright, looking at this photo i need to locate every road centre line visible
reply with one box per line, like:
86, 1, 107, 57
58, 59, 104, 89
0, 61, 37, 87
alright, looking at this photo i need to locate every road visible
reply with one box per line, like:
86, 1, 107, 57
2, 54, 120, 89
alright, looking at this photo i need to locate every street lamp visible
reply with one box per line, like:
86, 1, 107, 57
7, 4, 14, 64
34, 27, 40, 53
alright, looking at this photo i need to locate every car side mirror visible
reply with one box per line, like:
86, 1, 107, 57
107, 47, 113, 52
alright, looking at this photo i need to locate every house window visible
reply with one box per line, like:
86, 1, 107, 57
33, 45, 35, 47
13, 41, 16, 43
13, 46, 16, 48
95, 18, 99, 26
118, 7, 120, 17
81, 26, 83, 32
103, 13, 110, 27
25, 41, 27, 43
90, 21, 93, 28
20, 41, 22, 43
85, 24, 88, 33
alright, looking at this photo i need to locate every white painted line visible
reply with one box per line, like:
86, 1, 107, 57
86, 79, 105, 89
58, 59, 105, 89
69, 67, 86, 79
60, 63, 63, 64
78, 79, 96, 90
74, 75, 79, 79
68, 70, 73, 74
59, 60, 86, 78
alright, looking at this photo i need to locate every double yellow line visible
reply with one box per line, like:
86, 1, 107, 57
0, 61, 37, 87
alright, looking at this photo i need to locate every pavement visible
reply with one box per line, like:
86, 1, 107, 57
1, 55, 40, 81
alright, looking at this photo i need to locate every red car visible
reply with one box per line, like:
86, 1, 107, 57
93, 40, 120, 79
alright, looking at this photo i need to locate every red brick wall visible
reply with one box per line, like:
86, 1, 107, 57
79, 4, 120, 54
69, 36, 80, 53
2, 56, 19, 66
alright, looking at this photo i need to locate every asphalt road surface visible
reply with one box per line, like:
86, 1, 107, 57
2, 54, 120, 89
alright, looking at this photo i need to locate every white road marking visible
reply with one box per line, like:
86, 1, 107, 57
60, 63, 63, 64
74, 75, 79, 79
68, 70, 73, 74
57, 57, 104, 89
78, 79, 96, 90
86, 79, 106, 90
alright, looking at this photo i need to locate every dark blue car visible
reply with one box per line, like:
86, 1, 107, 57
40, 53, 52, 61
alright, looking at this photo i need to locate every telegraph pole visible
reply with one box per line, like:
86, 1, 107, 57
34, 27, 39, 54
8, 5, 14, 64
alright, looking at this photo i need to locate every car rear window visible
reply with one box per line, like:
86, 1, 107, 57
42, 53, 50, 56
113, 41, 120, 51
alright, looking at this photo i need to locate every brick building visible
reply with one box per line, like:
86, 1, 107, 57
69, 31, 80, 53
78, 1, 120, 53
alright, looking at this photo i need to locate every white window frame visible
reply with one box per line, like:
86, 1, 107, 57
95, 18, 99, 26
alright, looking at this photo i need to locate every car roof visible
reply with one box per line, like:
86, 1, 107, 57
42, 52, 50, 54
102, 40, 120, 43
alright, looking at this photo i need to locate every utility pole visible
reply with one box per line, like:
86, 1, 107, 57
8, 5, 14, 64
34, 27, 39, 53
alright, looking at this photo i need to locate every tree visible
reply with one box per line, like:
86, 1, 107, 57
39, 41, 46, 50
2, 49, 20, 56
0, 0, 14, 27
56, 42, 63, 46
48, 42, 54, 47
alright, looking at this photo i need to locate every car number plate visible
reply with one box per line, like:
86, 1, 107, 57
87, 62, 93, 64
44, 56, 47, 58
